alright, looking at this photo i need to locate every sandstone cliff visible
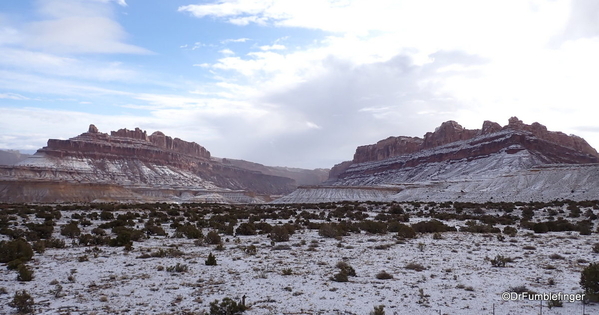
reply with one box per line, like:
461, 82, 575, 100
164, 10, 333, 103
0, 125, 327, 203
277, 117, 599, 203
350, 117, 598, 166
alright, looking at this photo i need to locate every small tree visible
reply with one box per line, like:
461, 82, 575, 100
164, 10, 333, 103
370, 305, 385, 315
9, 290, 34, 313
580, 262, 599, 302
0, 238, 33, 263
209, 297, 246, 315
60, 222, 81, 238
205, 252, 217, 266
17, 264, 34, 281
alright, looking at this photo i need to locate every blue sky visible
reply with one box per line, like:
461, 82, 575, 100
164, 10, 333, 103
2, 0, 599, 169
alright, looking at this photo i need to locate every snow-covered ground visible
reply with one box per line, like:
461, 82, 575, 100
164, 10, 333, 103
1, 203, 598, 315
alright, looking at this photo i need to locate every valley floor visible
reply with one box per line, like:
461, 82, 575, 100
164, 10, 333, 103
1, 202, 598, 315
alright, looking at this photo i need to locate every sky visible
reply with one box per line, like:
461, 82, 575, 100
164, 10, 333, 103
1, 0, 599, 169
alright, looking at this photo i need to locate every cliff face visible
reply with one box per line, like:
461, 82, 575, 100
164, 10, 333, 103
350, 117, 598, 167
0, 125, 307, 203
279, 117, 599, 203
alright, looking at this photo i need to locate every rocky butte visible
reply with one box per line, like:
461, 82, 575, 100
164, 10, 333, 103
0, 125, 327, 203
277, 117, 599, 203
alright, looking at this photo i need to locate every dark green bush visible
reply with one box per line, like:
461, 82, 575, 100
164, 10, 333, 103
176, 224, 203, 239
0, 238, 33, 263
17, 264, 33, 281
44, 238, 65, 249
370, 305, 385, 315
580, 262, 599, 302
503, 226, 518, 237
331, 271, 348, 282
336, 261, 356, 276
209, 297, 246, 315
9, 290, 34, 313
359, 220, 387, 234
235, 223, 256, 235
269, 225, 290, 242
205, 231, 222, 245
375, 271, 393, 280
60, 222, 81, 238
395, 224, 416, 239
411, 220, 455, 233
205, 252, 217, 266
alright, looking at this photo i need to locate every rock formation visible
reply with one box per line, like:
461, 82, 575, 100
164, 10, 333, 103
350, 117, 598, 166
277, 117, 599, 203
0, 125, 327, 203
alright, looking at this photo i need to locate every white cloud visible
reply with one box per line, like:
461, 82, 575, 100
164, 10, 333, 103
20, 0, 149, 54
259, 44, 285, 51
221, 38, 250, 43
219, 48, 235, 55
0, 93, 30, 100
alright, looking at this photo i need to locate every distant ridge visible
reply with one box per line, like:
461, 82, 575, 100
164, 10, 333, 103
276, 117, 599, 203
0, 125, 327, 203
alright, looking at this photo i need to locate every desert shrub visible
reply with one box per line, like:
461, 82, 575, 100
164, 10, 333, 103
166, 263, 188, 273
25, 222, 54, 239
109, 226, 144, 247
490, 255, 512, 267
143, 224, 166, 236
0, 238, 33, 263
593, 243, 599, 254
44, 238, 65, 248
269, 225, 290, 242
336, 261, 356, 276
318, 223, 342, 238
209, 297, 246, 315
244, 245, 257, 255
405, 262, 426, 271
282, 268, 293, 276
205, 231, 222, 245
17, 264, 34, 281
547, 299, 563, 308
9, 290, 34, 314
32, 240, 45, 254
78, 234, 109, 246
254, 222, 273, 234
503, 226, 518, 237
370, 305, 385, 315
205, 252, 217, 266
359, 220, 387, 234
411, 220, 455, 233
580, 262, 599, 302
549, 253, 565, 260
395, 223, 416, 239
331, 271, 349, 282
60, 222, 81, 238
7, 258, 23, 270
235, 222, 256, 236
375, 271, 393, 280
460, 221, 500, 233
176, 224, 203, 239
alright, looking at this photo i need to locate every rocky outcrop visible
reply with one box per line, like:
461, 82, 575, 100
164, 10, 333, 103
281, 117, 599, 203
0, 125, 318, 202
346, 117, 598, 171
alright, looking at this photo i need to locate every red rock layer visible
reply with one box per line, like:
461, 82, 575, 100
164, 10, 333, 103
351, 117, 598, 164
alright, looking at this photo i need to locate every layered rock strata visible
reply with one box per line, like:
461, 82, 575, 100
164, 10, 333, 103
279, 117, 599, 203
0, 125, 326, 203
